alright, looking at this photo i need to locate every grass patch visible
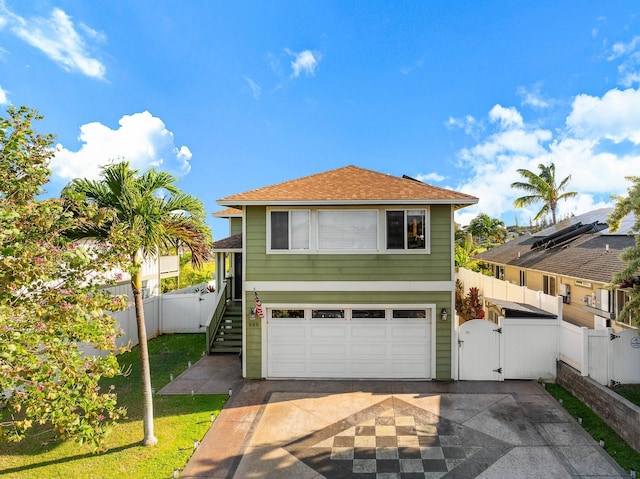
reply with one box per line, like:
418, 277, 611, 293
545, 383, 639, 474
613, 384, 640, 408
0, 334, 227, 479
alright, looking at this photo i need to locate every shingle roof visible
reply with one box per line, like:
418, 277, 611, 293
475, 210, 636, 284
485, 298, 558, 318
212, 207, 243, 218
217, 165, 478, 208
212, 233, 242, 251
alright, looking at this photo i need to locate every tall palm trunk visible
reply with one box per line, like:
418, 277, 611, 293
132, 266, 158, 446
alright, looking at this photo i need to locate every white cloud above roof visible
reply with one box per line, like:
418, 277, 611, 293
51, 111, 192, 182
0, 2, 106, 79
517, 84, 551, 109
286, 49, 320, 78
566, 88, 640, 144
453, 88, 640, 226
488, 104, 524, 129
0, 84, 7, 104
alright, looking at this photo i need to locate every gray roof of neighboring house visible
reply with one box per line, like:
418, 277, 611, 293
475, 209, 636, 284
212, 233, 242, 252
484, 298, 558, 318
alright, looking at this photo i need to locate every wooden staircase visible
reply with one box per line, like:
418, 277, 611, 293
210, 302, 242, 353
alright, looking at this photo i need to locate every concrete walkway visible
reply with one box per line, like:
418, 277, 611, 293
169, 357, 627, 479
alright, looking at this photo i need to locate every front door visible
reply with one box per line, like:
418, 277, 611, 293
233, 253, 242, 301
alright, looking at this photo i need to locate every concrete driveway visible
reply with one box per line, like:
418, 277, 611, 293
174, 358, 626, 479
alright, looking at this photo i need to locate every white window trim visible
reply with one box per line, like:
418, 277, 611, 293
267, 207, 431, 255
265, 303, 433, 321
384, 208, 431, 253
267, 208, 311, 253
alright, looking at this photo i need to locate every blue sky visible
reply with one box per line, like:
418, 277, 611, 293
1, 1, 640, 237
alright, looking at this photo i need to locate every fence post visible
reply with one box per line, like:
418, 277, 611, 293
606, 327, 613, 386
498, 316, 505, 381
580, 327, 589, 376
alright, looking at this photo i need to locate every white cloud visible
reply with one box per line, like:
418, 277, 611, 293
244, 76, 262, 99
488, 104, 524, 129
52, 111, 192, 182
0, 2, 106, 79
0, 84, 7, 104
415, 172, 445, 183
605, 34, 640, 87
566, 87, 640, 143
608, 35, 640, 60
517, 84, 551, 109
286, 49, 320, 78
446, 114, 483, 137
453, 92, 637, 226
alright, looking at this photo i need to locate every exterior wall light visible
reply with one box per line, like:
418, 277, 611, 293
440, 308, 448, 321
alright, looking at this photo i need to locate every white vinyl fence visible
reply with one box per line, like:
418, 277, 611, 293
107, 283, 216, 349
457, 268, 640, 385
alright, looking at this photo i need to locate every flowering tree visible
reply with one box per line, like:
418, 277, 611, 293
0, 106, 127, 450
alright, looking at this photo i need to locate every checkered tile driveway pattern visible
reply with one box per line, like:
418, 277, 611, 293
284, 397, 511, 479
180, 377, 627, 479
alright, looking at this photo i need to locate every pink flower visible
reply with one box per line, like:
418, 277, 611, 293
98, 414, 105, 421
115, 273, 123, 281
113, 297, 120, 303
37, 385, 44, 391
34, 257, 44, 264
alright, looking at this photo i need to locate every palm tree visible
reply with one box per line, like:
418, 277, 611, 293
62, 162, 211, 446
467, 213, 507, 245
511, 163, 577, 225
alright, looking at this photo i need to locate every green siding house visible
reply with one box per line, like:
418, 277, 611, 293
211, 165, 477, 380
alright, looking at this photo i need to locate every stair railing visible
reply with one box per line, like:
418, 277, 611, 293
205, 280, 228, 352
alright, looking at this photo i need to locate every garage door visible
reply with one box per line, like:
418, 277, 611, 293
267, 308, 431, 379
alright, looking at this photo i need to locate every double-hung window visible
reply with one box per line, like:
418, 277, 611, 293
269, 210, 310, 251
386, 209, 426, 250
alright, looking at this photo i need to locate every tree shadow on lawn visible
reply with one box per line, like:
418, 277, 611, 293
0, 441, 140, 476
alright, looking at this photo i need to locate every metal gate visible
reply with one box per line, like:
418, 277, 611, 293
458, 319, 502, 380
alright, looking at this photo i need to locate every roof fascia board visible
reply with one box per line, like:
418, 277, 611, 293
217, 199, 478, 207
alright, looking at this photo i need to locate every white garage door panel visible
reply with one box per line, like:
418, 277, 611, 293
310, 362, 347, 374
310, 325, 347, 338
270, 362, 306, 374
351, 361, 389, 375
310, 343, 347, 357
351, 325, 387, 338
390, 362, 429, 375
390, 343, 428, 357
268, 316, 431, 379
351, 343, 387, 356
270, 343, 306, 358
391, 325, 428, 338
270, 324, 306, 338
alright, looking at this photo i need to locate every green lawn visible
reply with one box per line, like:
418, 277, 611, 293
613, 384, 640, 408
545, 383, 639, 474
0, 334, 227, 479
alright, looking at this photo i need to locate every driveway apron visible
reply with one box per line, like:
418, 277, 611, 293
177, 368, 626, 478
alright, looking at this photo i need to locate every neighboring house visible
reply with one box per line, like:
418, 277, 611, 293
474, 208, 637, 330
101, 253, 180, 299
210, 165, 477, 380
